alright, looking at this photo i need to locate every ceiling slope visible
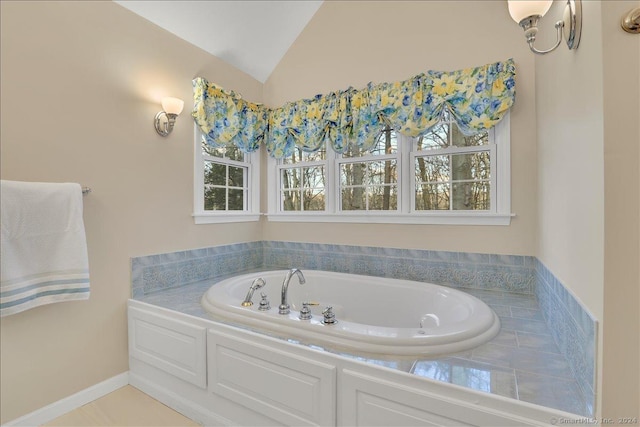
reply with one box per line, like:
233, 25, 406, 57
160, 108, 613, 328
114, 0, 323, 83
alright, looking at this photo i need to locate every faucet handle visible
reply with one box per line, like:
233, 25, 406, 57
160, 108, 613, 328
258, 292, 271, 311
322, 306, 337, 324
299, 302, 314, 320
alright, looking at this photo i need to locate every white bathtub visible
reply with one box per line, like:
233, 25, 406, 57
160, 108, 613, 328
201, 270, 500, 357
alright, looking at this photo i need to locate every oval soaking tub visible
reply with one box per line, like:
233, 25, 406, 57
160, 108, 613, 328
201, 270, 500, 357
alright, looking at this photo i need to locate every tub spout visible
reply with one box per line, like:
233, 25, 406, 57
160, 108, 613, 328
241, 277, 266, 307
279, 268, 306, 314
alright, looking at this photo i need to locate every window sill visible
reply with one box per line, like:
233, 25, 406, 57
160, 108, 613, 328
193, 212, 261, 224
265, 212, 515, 226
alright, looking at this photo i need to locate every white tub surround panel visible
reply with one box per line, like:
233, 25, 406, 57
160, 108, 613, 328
128, 307, 206, 389
128, 300, 585, 426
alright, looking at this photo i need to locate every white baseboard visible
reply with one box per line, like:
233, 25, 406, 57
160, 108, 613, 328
3, 372, 130, 427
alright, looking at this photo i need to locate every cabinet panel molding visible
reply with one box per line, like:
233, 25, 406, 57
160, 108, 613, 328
339, 369, 541, 427
128, 306, 207, 388
208, 328, 336, 426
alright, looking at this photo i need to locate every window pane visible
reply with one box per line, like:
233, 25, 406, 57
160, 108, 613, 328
417, 123, 449, 151
415, 184, 450, 210
372, 127, 398, 155
369, 160, 397, 185
342, 145, 366, 158
204, 161, 226, 186
340, 162, 367, 186
452, 152, 491, 181
342, 127, 398, 157
302, 166, 325, 189
225, 145, 244, 161
201, 137, 245, 161
228, 165, 245, 188
201, 139, 225, 158
415, 155, 450, 183
452, 182, 490, 211
452, 127, 489, 148
227, 189, 244, 210
282, 190, 301, 211
303, 189, 325, 211
341, 187, 366, 210
281, 148, 326, 164
204, 187, 226, 211
281, 168, 300, 190
368, 186, 398, 210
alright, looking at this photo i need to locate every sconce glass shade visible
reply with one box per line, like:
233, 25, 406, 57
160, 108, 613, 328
161, 97, 184, 115
508, 0, 553, 22
155, 97, 184, 137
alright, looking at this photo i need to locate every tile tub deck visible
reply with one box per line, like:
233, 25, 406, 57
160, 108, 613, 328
134, 272, 592, 418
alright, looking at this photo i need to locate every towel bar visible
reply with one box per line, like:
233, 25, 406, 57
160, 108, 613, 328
82, 187, 91, 195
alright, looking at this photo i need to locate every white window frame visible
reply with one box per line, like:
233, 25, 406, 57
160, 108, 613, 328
267, 113, 512, 225
336, 147, 401, 214
193, 125, 260, 224
276, 156, 328, 213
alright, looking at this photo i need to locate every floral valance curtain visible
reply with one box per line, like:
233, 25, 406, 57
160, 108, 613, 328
192, 59, 515, 159
192, 79, 268, 152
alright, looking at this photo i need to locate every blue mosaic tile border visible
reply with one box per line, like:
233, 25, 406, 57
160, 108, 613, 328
262, 241, 535, 294
131, 242, 264, 298
535, 259, 597, 412
132, 241, 536, 297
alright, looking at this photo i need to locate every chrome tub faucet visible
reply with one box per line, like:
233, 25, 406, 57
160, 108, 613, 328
279, 268, 306, 314
241, 277, 266, 307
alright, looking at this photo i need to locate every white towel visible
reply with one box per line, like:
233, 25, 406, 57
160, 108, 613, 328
1, 180, 90, 317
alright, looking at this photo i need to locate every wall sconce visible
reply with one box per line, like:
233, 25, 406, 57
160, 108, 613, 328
621, 7, 640, 34
154, 97, 184, 136
508, 0, 582, 55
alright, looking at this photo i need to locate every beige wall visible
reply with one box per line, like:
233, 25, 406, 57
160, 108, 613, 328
600, 1, 640, 420
536, 0, 605, 336
0, 2, 263, 422
536, 0, 640, 419
263, 0, 538, 255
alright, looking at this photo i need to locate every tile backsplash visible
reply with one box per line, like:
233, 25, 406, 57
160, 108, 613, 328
130, 240, 596, 411
535, 259, 597, 410
131, 242, 263, 298
262, 241, 535, 294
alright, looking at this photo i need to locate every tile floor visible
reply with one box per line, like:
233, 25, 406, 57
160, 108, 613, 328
43, 385, 198, 426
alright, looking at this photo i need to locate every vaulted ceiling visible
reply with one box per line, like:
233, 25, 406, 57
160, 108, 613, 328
114, 1, 323, 83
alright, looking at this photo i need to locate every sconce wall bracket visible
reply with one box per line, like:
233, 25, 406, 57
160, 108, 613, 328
515, 0, 582, 55
154, 111, 178, 137
563, 0, 582, 50
621, 7, 640, 34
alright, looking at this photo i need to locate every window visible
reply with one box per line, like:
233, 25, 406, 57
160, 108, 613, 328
413, 109, 493, 212
194, 127, 260, 224
268, 112, 511, 225
279, 149, 326, 212
339, 129, 399, 211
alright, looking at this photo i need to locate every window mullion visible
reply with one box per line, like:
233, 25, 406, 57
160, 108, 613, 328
490, 143, 497, 213
400, 134, 412, 214
225, 165, 229, 211
194, 126, 205, 214
327, 148, 338, 214
448, 154, 453, 211
414, 145, 489, 156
